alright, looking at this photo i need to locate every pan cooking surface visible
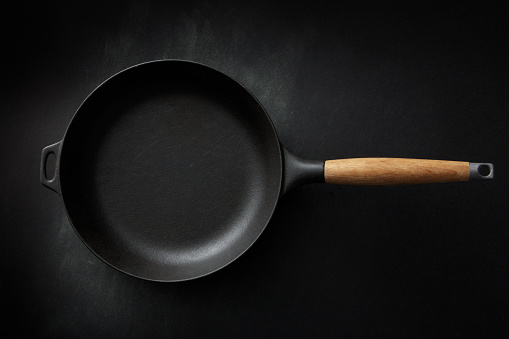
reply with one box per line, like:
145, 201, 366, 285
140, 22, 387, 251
59, 62, 281, 281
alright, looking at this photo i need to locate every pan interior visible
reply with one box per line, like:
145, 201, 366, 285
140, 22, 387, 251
59, 62, 281, 281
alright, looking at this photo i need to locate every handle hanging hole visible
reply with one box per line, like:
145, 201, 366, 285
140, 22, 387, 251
478, 164, 491, 177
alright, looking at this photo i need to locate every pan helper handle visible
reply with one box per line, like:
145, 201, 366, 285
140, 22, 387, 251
40, 141, 62, 194
324, 158, 494, 185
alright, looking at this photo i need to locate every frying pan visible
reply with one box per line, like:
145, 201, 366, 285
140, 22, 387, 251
40, 60, 494, 282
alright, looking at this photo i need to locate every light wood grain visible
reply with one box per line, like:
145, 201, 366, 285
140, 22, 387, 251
324, 158, 470, 185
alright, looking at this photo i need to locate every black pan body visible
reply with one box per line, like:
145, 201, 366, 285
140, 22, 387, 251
58, 61, 282, 281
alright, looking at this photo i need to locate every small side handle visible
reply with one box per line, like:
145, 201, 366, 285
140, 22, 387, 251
40, 141, 62, 194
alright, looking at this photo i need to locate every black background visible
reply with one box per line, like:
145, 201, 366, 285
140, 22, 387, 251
1, 1, 508, 337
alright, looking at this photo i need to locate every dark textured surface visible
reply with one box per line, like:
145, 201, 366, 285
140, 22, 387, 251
58, 61, 282, 281
1, 1, 508, 337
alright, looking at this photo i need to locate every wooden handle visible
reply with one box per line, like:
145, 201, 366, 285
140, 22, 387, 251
324, 158, 470, 185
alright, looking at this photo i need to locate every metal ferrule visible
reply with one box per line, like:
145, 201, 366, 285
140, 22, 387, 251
470, 163, 494, 180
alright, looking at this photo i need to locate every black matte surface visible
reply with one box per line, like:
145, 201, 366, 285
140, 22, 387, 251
1, 1, 508, 337
59, 60, 282, 281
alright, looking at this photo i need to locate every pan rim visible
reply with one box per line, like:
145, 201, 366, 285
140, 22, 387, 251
58, 59, 283, 282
